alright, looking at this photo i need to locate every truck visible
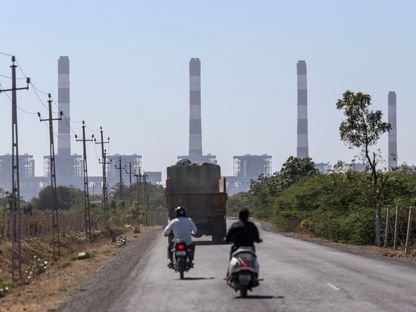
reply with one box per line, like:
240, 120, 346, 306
165, 160, 227, 243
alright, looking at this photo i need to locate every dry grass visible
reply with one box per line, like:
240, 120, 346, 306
0, 227, 150, 312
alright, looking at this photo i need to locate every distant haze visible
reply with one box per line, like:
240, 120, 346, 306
0, 1, 415, 180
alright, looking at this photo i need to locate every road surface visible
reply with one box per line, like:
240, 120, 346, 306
61, 225, 416, 312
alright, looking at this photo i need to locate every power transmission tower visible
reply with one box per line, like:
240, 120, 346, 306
95, 127, 110, 230
38, 94, 62, 260
75, 121, 94, 243
125, 162, 134, 187
0, 56, 30, 282
114, 156, 126, 196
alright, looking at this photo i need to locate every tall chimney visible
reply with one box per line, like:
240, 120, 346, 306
189, 58, 202, 156
388, 91, 397, 170
57, 56, 71, 156
297, 60, 309, 158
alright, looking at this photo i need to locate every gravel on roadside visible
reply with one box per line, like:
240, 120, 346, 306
57, 229, 159, 312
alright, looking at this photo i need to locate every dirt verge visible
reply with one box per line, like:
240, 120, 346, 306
57, 228, 159, 312
0, 227, 159, 312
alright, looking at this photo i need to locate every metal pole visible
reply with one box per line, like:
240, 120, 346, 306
393, 205, 399, 250
11, 57, 22, 280
76, 121, 94, 242
0, 56, 30, 282
95, 127, 110, 230
114, 156, 126, 197
143, 172, 150, 225
129, 162, 132, 186
405, 207, 413, 255
384, 206, 390, 248
38, 94, 63, 259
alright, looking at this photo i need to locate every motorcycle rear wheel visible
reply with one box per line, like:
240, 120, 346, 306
240, 288, 247, 298
178, 260, 186, 280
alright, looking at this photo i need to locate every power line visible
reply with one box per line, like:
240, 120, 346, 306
0, 73, 11, 79
30, 82, 49, 111
17, 105, 38, 115
0, 51, 13, 57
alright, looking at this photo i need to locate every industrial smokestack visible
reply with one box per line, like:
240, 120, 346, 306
388, 91, 397, 170
57, 56, 71, 156
297, 60, 309, 158
189, 58, 202, 156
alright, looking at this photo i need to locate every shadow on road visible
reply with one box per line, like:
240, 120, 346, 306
194, 241, 230, 246
180, 277, 215, 280
175, 276, 215, 281
235, 295, 283, 300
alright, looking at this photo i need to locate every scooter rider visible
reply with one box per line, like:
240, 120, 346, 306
225, 208, 262, 260
164, 206, 198, 268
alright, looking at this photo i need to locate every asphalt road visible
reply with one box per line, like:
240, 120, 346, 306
102, 225, 416, 312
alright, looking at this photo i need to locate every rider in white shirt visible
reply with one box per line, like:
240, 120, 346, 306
164, 206, 198, 268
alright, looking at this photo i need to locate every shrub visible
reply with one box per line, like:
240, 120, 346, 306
0, 272, 10, 298
24, 254, 48, 282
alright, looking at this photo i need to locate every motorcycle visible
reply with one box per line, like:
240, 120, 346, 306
226, 247, 260, 297
170, 239, 193, 279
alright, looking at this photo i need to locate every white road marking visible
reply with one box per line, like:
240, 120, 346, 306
327, 283, 340, 291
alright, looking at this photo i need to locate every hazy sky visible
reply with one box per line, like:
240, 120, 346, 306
0, 0, 415, 179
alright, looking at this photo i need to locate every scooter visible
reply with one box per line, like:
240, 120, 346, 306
226, 247, 260, 297
170, 239, 193, 279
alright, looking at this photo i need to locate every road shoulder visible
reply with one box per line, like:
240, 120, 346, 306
260, 221, 416, 268
57, 228, 159, 312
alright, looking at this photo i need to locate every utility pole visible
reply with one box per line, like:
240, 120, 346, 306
125, 162, 134, 187
114, 156, 126, 197
75, 121, 94, 243
133, 168, 142, 209
142, 171, 150, 225
95, 127, 110, 230
38, 94, 62, 260
0, 56, 30, 282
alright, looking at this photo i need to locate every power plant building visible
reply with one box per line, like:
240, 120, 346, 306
178, 58, 217, 164
107, 154, 142, 182
0, 154, 35, 178
54, 56, 82, 178
388, 91, 398, 170
297, 60, 309, 158
227, 154, 272, 194
57, 56, 71, 156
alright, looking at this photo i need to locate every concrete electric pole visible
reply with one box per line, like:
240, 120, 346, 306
0, 56, 30, 281
38, 94, 63, 260
95, 127, 110, 230
75, 121, 94, 242
114, 156, 126, 196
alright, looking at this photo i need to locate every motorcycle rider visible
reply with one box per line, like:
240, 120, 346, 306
225, 208, 262, 260
164, 206, 198, 268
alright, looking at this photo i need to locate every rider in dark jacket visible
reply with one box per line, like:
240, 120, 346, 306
225, 208, 261, 259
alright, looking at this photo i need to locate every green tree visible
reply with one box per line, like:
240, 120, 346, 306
280, 156, 318, 187
244, 156, 318, 219
336, 91, 391, 246
32, 186, 83, 211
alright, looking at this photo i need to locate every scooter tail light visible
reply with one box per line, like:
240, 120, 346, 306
241, 261, 250, 268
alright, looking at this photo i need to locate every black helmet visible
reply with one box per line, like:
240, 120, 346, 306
238, 208, 249, 222
175, 206, 186, 218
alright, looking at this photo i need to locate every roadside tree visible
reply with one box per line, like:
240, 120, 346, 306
336, 91, 391, 246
